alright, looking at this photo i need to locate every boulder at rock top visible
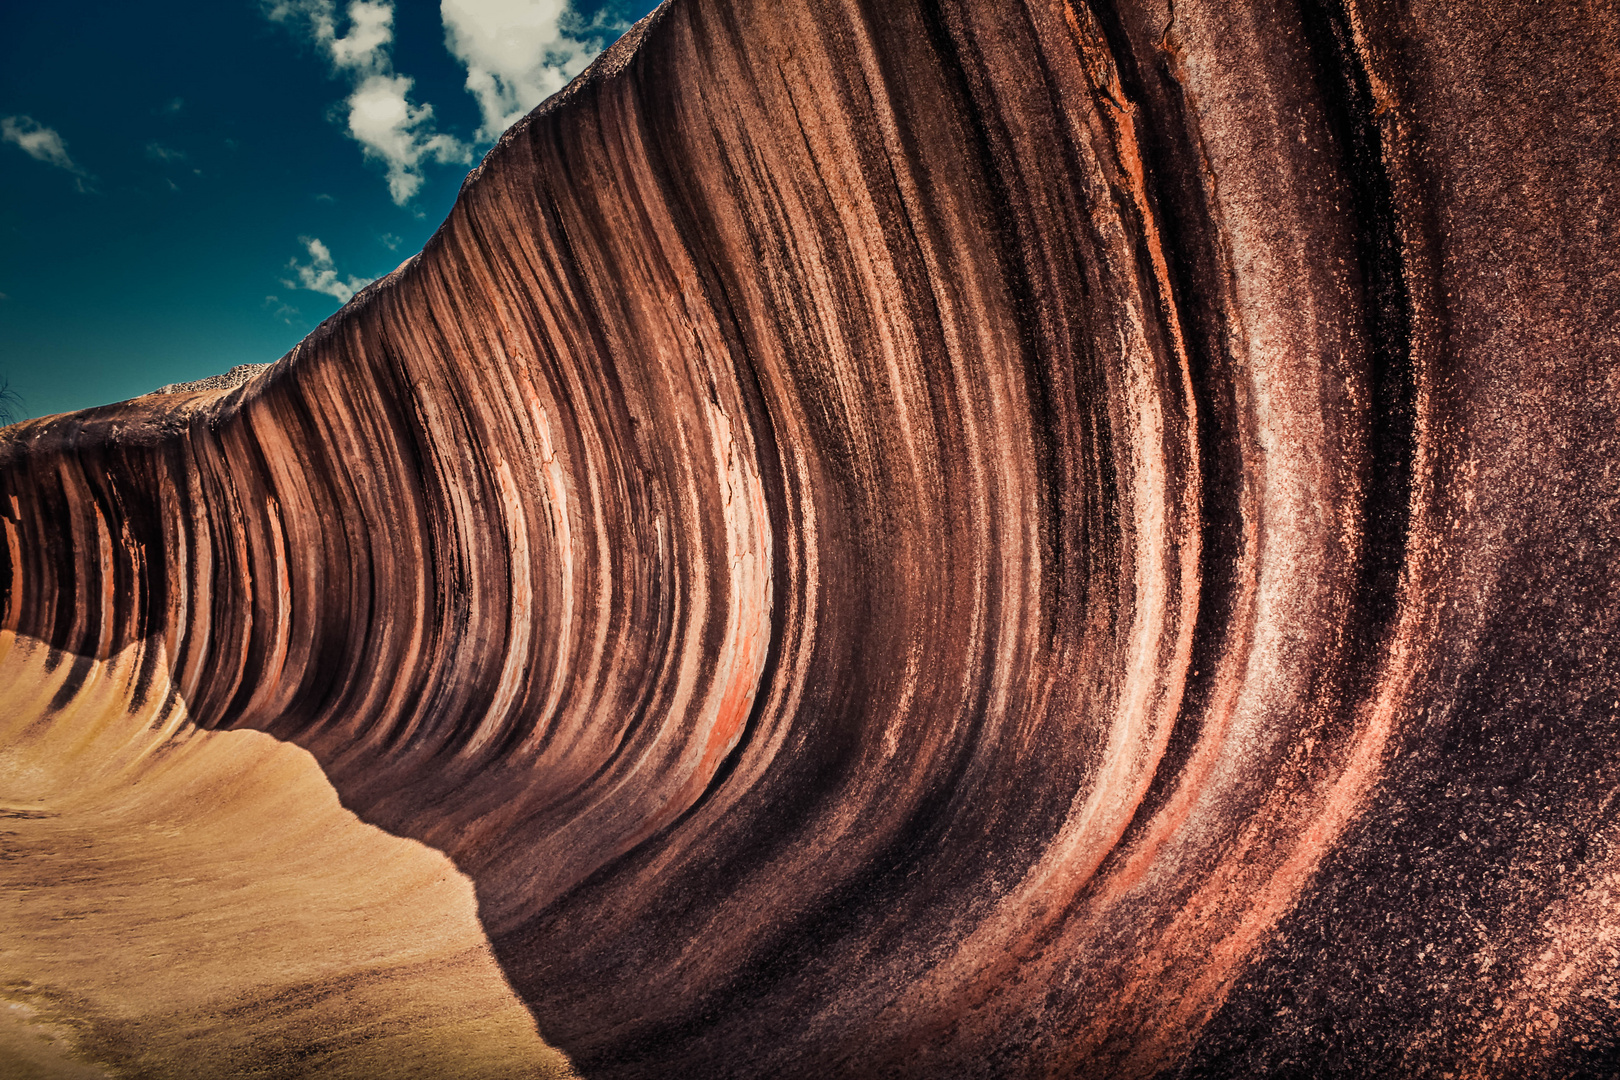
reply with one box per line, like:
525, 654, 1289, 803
3, 0, 1618, 1076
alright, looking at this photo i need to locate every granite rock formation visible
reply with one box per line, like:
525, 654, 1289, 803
3, 0, 1619, 1076
151, 362, 273, 397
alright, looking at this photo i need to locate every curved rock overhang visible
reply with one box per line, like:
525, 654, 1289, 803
3, 0, 1618, 1076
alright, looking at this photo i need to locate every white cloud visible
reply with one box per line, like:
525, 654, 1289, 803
2, 116, 94, 190
346, 72, 468, 203
267, 0, 616, 200
267, 0, 469, 204
146, 141, 187, 163
265, 0, 339, 42
441, 0, 601, 140
284, 237, 373, 303
2, 116, 74, 169
329, 0, 394, 70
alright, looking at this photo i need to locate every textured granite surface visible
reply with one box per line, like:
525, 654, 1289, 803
3, 0, 1618, 1076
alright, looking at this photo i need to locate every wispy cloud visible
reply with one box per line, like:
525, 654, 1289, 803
145, 141, 187, 163
441, 0, 604, 141
264, 294, 303, 324
267, 0, 470, 204
162, 97, 185, 115
1, 116, 95, 191
284, 237, 373, 303
3, 116, 78, 170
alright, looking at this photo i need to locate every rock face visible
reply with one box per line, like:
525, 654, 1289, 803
2, 0, 1618, 1076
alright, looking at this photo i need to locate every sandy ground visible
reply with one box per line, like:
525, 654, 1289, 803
0, 631, 578, 1079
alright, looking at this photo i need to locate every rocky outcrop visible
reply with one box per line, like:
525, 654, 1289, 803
3, 0, 1618, 1076
150, 362, 272, 397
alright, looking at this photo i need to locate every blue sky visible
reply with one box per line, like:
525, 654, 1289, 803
0, 0, 659, 422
